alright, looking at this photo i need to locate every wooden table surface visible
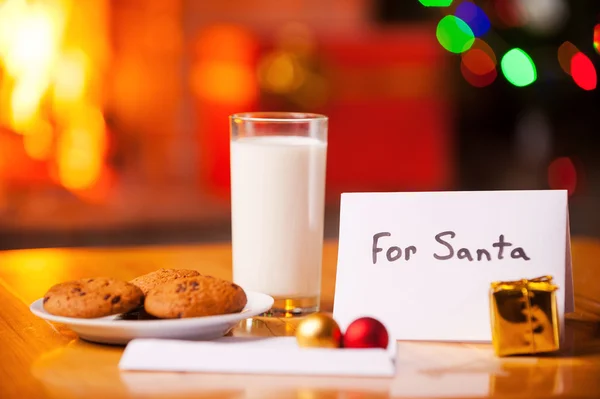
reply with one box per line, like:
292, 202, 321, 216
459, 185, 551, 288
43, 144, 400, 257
1, 238, 600, 399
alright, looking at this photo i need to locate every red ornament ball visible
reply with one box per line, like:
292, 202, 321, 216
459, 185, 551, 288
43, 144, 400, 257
342, 317, 389, 349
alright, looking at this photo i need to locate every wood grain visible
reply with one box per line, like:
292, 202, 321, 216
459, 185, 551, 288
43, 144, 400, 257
0, 239, 599, 399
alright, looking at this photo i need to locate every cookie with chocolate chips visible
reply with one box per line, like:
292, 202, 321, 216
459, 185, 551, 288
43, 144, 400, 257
144, 275, 247, 319
43, 277, 144, 318
130, 268, 201, 295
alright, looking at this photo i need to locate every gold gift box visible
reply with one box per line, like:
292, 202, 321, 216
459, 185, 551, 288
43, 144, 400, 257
489, 276, 560, 357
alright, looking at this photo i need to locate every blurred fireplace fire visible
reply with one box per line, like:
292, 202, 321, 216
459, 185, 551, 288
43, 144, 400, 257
0, 0, 452, 248
0, 0, 224, 239
0, 0, 111, 203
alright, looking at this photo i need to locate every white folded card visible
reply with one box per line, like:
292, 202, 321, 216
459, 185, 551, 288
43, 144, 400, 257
333, 190, 574, 342
119, 337, 396, 377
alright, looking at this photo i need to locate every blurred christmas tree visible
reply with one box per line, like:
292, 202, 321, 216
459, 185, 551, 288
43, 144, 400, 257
374, 0, 600, 235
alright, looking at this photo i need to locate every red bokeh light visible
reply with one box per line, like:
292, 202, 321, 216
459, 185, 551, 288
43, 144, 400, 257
548, 157, 577, 196
462, 49, 496, 75
468, 39, 497, 64
460, 61, 497, 87
460, 40, 497, 88
570, 52, 597, 91
492, 0, 525, 28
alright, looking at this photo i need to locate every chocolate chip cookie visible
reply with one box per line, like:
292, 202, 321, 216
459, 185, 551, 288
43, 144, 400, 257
43, 277, 144, 318
130, 268, 201, 295
144, 276, 247, 318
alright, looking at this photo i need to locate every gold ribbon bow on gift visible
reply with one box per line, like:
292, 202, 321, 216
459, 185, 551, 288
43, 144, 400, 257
490, 275, 558, 293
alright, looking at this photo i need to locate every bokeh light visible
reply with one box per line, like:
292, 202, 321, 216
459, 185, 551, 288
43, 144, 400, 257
436, 15, 475, 54
501, 48, 537, 87
558, 41, 579, 76
462, 49, 496, 75
461, 39, 498, 88
455, 1, 491, 38
462, 39, 497, 67
492, 0, 525, 28
257, 51, 305, 94
519, 0, 569, 36
571, 52, 597, 91
419, 0, 453, 7
593, 24, 600, 55
461, 61, 497, 88
470, 39, 497, 60
548, 157, 577, 197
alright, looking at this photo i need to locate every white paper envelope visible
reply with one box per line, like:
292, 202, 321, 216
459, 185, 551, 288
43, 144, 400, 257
119, 337, 396, 377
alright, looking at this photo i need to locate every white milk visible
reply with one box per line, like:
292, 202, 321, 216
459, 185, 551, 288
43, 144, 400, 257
230, 135, 327, 298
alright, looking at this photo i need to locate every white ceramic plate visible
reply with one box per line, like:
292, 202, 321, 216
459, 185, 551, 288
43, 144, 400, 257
30, 290, 274, 345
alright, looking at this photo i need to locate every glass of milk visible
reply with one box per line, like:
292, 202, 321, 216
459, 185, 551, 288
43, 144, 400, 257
229, 112, 328, 316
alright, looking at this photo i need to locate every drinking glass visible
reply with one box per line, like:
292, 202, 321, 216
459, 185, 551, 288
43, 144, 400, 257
229, 112, 328, 316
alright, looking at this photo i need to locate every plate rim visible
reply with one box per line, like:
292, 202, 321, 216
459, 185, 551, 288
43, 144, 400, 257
30, 290, 274, 327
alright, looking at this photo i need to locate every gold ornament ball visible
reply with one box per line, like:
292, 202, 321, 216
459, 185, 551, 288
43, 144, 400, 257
296, 313, 343, 348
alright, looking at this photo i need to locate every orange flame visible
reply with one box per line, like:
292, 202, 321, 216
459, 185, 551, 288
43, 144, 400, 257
0, 0, 109, 198
0, 0, 69, 129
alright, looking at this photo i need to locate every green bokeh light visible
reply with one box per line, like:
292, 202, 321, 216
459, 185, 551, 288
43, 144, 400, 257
419, 0, 453, 6
436, 16, 475, 54
501, 48, 537, 87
